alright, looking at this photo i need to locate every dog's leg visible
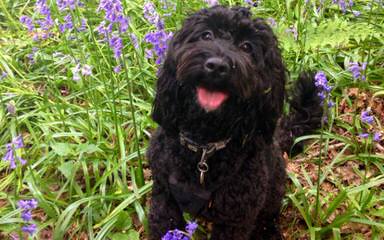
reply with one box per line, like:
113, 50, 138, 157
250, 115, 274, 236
148, 180, 185, 240
251, 156, 285, 240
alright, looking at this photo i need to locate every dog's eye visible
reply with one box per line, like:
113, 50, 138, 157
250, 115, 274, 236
201, 31, 213, 41
239, 42, 253, 53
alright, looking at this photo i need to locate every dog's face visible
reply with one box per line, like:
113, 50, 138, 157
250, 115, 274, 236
153, 6, 286, 141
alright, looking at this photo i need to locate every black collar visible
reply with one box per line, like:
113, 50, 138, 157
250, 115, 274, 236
179, 131, 231, 185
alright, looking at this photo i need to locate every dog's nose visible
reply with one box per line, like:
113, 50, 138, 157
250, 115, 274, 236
204, 57, 230, 77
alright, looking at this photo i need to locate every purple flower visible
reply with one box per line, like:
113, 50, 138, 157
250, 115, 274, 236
20, 16, 34, 32
352, 10, 360, 16
205, 0, 218, 6
18, 199, 38, 210
118, 15, 129, 33
315, 71, 334, 108
374, 132, 381, 142
315, 71, 332, 92
143, 1, 163, 28
6, 102, 16, 115
145, 49, 154, 59
77, 18, 87, 31
109, 35, 123, 59
59, 14, 74, 32
144, 30, 173, 64
267, 18, 277, 27
35, 0, 50, 16
1, 71, 7, 80
114, 65, 122, 73
21, 210, 33, 222
348, 62, 367, 81
72, 63, 81, 81
185, 221, 198, 235
57, 0, 82, 11
361, 110, 374, 124
21, 224, 37, 236
244, 0, 257, 6
162, 229, 189, 240
96, 20, 112, 38
359, 133, 369, 138
36, 13, 54, 31
339, 0, 346, 13
2, 135, 26, 169
129, 33, 139, 49
81, 64, 92, 76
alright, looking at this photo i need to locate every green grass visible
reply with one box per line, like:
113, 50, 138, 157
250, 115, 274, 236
0, 0, 383, 239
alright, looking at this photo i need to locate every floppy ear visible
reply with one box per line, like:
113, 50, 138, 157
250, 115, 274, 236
151, 45, 180, 133
252, 18, 286, 142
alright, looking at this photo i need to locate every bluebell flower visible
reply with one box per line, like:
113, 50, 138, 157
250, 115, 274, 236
143, 1, 163, 27
113, 65, 122, 73
361, 110, 374, 124
162, 221, 198, 240
373, 132, 381, 142
20, 16, 34, 32
359, 133, 369, 138
2, 135, 26, 169
109, 35, 123, 59
348, 62, 367, 81
145, 30, 173, 64
72, 63, 81, 81
21, 224, 37, 236
18, 199, 38, 210
185, 221, 198, 235
77, 18, 87, 31
81, 64, 92, 76
57, 0, 82, 11
129, 33, 139, 49
21, 210, 33, 221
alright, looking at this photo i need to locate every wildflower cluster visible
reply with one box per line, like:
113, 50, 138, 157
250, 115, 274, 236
72, 63, 92, 81
348, 62, 367, 81
57, 0, 83, 11
97, 0, 130, 60
332, 0, 360, 15
314, 71, 334, 108
18, 199, 38, 236
359, 109, 381, 142
34, 0, 54, 40
162, 221, 198, 240
2, 135, 26, 169
144, 1, 173, 65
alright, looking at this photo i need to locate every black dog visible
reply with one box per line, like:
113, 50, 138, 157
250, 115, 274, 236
147, 6, 322, 240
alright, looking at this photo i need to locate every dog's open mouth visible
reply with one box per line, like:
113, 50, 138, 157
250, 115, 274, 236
196, 86, 229, 111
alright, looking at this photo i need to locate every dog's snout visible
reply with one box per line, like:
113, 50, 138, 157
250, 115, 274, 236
204, 57, 230, 77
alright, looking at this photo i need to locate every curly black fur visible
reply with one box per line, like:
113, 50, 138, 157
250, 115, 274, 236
147, 6, 322, 240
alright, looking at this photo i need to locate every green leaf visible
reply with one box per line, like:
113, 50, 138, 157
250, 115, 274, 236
51, 142, 73, 156
77, 143, 102, 154
110, 230, 140, 240
115, 211, 132, 231
58, 161, 76, 179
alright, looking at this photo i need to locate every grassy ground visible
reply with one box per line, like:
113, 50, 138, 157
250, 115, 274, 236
0, 0, 383, 239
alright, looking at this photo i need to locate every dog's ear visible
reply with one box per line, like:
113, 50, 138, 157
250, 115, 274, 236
252, 18, 286, 142
152, 52, 180, 133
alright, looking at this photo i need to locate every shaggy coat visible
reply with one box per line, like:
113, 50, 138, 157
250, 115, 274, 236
147, 6, 321, 240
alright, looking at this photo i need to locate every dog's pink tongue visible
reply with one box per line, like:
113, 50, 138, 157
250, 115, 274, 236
197, 87, 228, 111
